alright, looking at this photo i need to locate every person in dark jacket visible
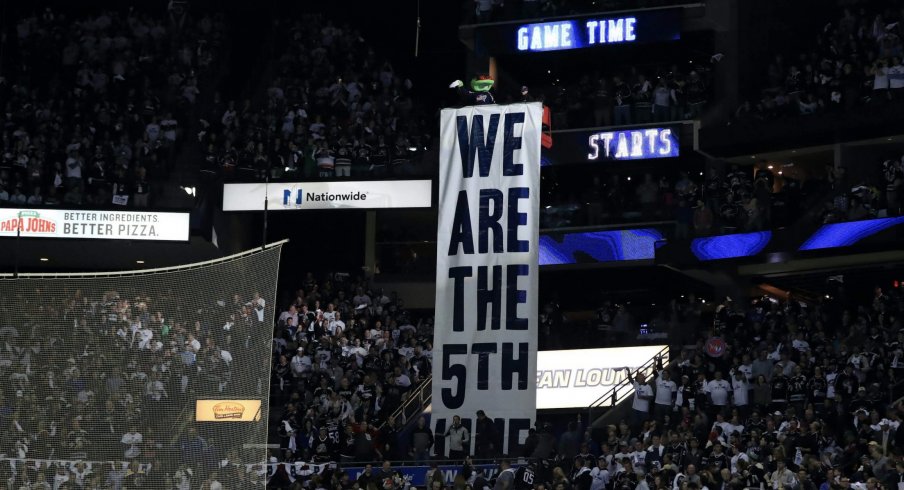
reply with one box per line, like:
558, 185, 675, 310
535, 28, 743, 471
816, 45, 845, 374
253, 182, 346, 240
410, 416, 435, 464
475, 410, 499, 458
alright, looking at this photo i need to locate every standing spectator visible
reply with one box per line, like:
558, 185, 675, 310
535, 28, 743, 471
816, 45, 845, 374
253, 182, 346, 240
652, 79, 672, 122
410, 417, 434, 464
625, 368, 653, 432
475, 410, 498, 459
705, 371, 732, 419
613, 77, 633, 126
653, 369, 677, 425
444, 415, 470, 460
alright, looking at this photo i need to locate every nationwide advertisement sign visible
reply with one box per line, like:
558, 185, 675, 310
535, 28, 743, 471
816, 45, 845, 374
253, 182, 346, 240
222, 180, 432, 211
536, 346, 669, 409
195, 399, 262, 422
433, 102, 542, 456
474, 8, 681, 55
0, 208, 190, 241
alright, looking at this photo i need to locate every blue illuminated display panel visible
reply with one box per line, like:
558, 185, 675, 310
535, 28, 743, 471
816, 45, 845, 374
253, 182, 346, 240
516, 17, 637, 52
541, 125, 680, 166
474, 8, 681, 55
587, 127, 679, 161
539, 228, 664, 265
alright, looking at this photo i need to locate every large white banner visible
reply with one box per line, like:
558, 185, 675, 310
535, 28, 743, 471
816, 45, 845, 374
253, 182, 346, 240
222, 180, 432, 211
536, 346, 669, 409
0, 208, 189, 241
433, 102, 542, 457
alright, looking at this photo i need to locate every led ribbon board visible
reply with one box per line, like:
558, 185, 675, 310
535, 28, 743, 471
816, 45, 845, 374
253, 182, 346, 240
517, 18, 637, 52
799, 216, 904, 250
539, 228, 664, 265
588, 127, 679, 161
474, 9, 681, 55
541, 126, 680, 166
691, 231, 772, 261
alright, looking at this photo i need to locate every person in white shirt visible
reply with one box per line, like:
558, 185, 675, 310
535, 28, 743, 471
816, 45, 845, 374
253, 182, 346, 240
737, 354, 754, 381
146, 374, 167, 401
889, 57, 904, 98
654, 369, 678, 424
625, 367, 654, 430
121, 427, 143, 459
394, 366, 412, 388
731, 369, 749, 413
186, 334, 201, 353
329, 312, 345, 336
248, 292, 266, 323
729, 444, 749, 474
791, 333, 810, 353
705, 371, 732, 414
590, 456, 610, 490
628, 440, 647, 469
137, 325, 153, 350
322, 303, 337, 322
291, 348, 312, 378
279, 305, 299, 327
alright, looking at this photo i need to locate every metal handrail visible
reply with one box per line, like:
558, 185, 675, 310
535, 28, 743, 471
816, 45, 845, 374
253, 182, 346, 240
380, 376, 433, 429
586, 345, 669, 424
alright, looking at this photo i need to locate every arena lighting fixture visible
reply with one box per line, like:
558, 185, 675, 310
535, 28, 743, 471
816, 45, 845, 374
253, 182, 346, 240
136, 260, 145, 264
39, 257, 49, 262
767, 165, 774, 169
408, 146, 418, 152
181, 186, 196, 196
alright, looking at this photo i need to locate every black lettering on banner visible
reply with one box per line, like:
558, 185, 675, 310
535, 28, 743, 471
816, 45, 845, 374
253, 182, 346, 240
502, 342, 530, 390
478, 189, 504, 253
457, 114, 500, 178
507, 187, 529, 252
448, 267, 472, 332
506, 264, 528, 330
449, 190, 474, 256
441, 344, 468, 408
477, 265, 502, 331
471, 343, 498, 390
503, 112, 525, 176
434, 418, 447, 456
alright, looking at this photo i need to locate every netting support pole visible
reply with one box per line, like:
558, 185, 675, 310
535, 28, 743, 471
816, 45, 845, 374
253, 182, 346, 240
263, 158, 270, 250
13, 221, 19, 279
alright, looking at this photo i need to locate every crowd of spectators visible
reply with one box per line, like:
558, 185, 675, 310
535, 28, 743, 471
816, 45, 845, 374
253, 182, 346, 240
737, 1, 904, 121
269, 272, 435, 466
199, 15, 433, 182
468, 0, 692, 24
541, 152, 904, 236
263, 278, 904, 490
539, 294, 705, 350
0, 5, 226, 209
814, 156, 904, 225
0, 277, 274, 488
540, 169, 704, 234
513, 65, 712, 131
